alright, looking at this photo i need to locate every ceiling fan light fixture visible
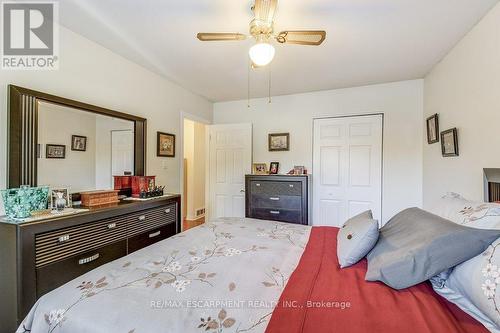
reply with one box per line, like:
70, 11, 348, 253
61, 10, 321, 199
249, 41, 275, 67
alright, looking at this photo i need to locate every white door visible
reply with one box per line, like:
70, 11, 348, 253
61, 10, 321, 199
208, 123, 252, 219
111, 130, 134, 176
313, 115, 382, 227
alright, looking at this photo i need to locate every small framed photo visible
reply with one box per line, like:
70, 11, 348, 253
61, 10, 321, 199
157, 132, 175, 157
269, 162, 280, 175
252, 163, 268, 175
426, 114, 439, 144
50, 188, 72, 209
294, 166, 305, 175
441, 128, 459, 157
268, 133, 290, 151
71, 135, 87, 151
46, 144, 66, 159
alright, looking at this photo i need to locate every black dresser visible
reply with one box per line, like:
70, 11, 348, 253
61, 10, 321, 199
245, 175, 309, 225
0, 195, 181, 333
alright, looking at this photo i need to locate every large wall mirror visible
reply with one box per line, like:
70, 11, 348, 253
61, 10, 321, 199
8, 85, 146, 193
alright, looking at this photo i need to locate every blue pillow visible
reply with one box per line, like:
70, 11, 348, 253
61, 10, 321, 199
337, 210, 379, 268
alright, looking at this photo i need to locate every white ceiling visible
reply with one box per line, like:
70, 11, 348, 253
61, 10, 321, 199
58, 0, 499, 102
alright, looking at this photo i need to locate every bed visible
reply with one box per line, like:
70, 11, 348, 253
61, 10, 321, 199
18, 217, 488, 333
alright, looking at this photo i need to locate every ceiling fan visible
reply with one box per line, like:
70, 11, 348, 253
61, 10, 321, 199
197, 0, 326, 67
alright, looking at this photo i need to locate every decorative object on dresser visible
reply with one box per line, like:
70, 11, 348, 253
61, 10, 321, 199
441, 128, 459, 157
245, 174, 310, 225
157, 132, 176, 157
45, 144, 66, 159
268, 133, 290, 151
132, 175, 157, 198
426, 114, 439, 144
269, 162, 279, 175
0, 195, 181, 332
71, 135, 87, 151
50, 188, 71, 209
1, 186, 50, 220
252, 163, 268, 175
293, 165, 306, 175
80, 190, 119, 207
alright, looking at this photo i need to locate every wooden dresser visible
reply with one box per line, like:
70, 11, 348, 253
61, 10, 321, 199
0, 195, 181, 332
245, 175, 310, 225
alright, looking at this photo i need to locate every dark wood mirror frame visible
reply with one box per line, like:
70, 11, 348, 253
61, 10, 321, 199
7, 84, 147, 188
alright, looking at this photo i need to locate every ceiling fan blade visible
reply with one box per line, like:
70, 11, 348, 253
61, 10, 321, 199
197, 33, 247, 41
276, 30, 326, 46
253, 0, 278, 23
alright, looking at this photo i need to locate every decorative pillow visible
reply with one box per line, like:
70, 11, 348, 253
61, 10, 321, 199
365, 207, 500, 290
432, 238, 500, 332
337, 210, 379, 268
430, 192, 500, 229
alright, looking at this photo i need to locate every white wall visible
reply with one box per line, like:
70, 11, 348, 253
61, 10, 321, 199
183, 119, 206, 220
38, 102, 97, 193
0, 25, 213, 213
214, 80, 424, 223
423, 3, 500, 207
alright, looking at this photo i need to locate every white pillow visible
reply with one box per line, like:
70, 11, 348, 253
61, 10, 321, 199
337, 210, 379, 268
430, 192, 500, 229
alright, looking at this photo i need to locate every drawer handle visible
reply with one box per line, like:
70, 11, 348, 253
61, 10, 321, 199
149, 231, 161, 238
289, 185, 294, 188
269, 197, 280, 201
78, 253, 100, 265
164, 208, 171, 214
58, 235, 70, 243
138, 215, 146, 221
255, 183, 261, 187
107, 223, 117, 229
270, 210, 280, 215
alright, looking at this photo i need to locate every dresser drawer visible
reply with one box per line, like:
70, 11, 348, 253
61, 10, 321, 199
128, 222, 176, 253
251, 208, 302, 224
36, 240, 126, 298
35, 215, 128, 267
250, 194, 302, 210
250, 181, 302, 196
127, 203, 177, 237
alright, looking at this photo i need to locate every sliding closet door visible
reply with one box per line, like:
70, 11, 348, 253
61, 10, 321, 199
313, 115, 383, 227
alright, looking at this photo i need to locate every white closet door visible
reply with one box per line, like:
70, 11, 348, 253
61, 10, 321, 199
207, 123, 252, 220
313, 115, 383, 227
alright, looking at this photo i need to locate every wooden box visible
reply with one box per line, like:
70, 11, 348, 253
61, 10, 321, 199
80, 190, 119, 207
113, 176, 132, 190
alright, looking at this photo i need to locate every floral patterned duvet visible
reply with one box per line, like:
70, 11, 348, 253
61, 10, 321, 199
18, 217, 311, 333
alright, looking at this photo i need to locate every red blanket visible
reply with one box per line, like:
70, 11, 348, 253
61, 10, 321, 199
266, 227, 488, 333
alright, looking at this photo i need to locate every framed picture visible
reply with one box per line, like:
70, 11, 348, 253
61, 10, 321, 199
157, 132, 175, 157
71, 135, 87, 151
269, 162, 280, 175
294, 166, 305, 175
46, 144, 66, 159
426, 114, 439, 144
268, 133, 290, 151
252, 163, 268, 175
441, 128, 459, 157
50, 188, 72, 209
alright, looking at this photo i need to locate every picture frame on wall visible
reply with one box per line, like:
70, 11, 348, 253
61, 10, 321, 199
46, 144, 66, 159
252, 163, 268, 175
441, 128, 459, 157
426, 114, 439, 144
269, 162, 279, 175
157, 132, 176, 157
268, 133, 290, 151
71, 135, 87, 151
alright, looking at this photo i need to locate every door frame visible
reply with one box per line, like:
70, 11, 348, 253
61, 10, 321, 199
179, 111, 211, 231
311, 113, 384, 225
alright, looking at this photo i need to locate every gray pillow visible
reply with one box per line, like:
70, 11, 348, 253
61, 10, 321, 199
337, 210, 379, 268
365, 207, 500, 290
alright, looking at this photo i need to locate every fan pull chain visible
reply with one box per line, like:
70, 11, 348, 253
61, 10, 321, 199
247, 59, 251, 108
268, 64, 272, 104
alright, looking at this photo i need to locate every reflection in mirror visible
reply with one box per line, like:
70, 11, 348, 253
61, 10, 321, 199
37, 101, 135, 193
